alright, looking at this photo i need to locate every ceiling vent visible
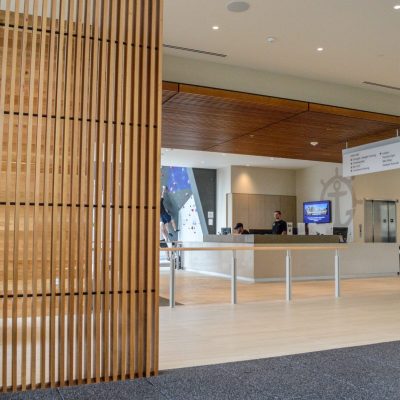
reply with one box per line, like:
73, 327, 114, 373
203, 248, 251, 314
363, 81, 400, 91
163, 44, 227, 58
227, 1, 250, 12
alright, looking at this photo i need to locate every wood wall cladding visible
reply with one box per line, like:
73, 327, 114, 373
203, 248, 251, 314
0, 0, 162, 392
162, 83, 400, 162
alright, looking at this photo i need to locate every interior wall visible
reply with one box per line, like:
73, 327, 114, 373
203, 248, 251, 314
164, 54, 400, 116
296, 163, 354, 241
352, 169, 400, 243
231, 166, 296, 196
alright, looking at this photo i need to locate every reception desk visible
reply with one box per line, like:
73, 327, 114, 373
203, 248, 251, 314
181, 235, 399, 282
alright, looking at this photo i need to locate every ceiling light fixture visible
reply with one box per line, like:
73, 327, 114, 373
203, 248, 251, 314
310, 141, 319, 146
394, 5, 400, 10
266, 36, 276, 43
317, 47, 324, 52
227, 1, 250, 12
212, 25, 220, 30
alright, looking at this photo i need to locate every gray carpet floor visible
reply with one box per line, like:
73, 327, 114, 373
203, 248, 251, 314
2, 341, 400, 399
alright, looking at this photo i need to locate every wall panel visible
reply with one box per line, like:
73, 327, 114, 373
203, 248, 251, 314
0, 0, 162, 392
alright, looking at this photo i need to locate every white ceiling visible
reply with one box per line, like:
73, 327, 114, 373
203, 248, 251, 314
161, 148, 322, 170
164, 0, 400, 91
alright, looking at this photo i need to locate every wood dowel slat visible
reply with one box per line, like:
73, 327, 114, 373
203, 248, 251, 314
73, 0, 85, 385
95, 0, 110, 383
19, 1, 34, 390
129, 0, 142, 379
120, 0, 134, 379
50, 0, 67, 387
0, 0, 11, 392
7, 0, 21, 391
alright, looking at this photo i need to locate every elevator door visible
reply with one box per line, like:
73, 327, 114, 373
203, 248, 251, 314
364, 200, 397, 243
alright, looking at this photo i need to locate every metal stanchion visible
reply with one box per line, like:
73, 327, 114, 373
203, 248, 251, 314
286, 249, 292, 301
231, 250, 237, 304
170, 249, 175, 308
335, 249, 340, 298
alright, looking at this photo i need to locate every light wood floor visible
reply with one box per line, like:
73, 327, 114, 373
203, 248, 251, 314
159, 270, 400, 370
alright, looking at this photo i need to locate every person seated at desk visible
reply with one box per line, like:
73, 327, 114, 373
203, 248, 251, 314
272, 211, 287, 235
234, 222, 249, 235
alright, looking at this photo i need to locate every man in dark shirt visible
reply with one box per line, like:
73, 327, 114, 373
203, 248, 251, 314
234, 222, 249, 235
272, 211, 287, 235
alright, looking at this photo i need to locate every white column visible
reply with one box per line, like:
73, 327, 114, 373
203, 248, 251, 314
231, 250, 237, 304
170, 250, 175, 308
335, 249, 340, 298
286, 249, 292, 301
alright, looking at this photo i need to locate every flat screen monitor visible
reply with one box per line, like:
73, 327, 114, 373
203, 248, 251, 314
221, 227, 231, 235
303, 200, 331, 224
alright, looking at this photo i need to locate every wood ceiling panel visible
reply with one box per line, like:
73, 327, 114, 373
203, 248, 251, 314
161, 83, 400, 162
162, 87, 307, 150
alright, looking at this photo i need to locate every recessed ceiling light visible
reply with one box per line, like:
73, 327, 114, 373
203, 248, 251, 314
227, 1, 250, 12
310, 141, 319, 146
394, 5, 400, 10
266, 36, 276, 43
317, 47, 324, 52
212, 26, 220, 30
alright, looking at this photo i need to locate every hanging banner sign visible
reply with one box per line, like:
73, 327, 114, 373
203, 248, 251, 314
343, 136, 400, 177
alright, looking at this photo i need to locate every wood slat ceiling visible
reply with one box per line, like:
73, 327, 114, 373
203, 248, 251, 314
162, 82, 400, 163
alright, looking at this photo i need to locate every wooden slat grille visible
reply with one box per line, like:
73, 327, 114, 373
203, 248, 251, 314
0, 0, 161, 391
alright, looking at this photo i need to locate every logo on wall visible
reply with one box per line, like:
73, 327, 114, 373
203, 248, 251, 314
320, 167, 357, 227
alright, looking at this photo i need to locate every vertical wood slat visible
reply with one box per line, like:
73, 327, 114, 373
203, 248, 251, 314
5, 0, 20, 391
121, 0, 135, 380
147, 0, 158, 376
154, 0, 164, 376
68, 0, 83, 385
59, 0, 74, 386
31, 0, 49, 388
13, 0, 29, 391
41, 0, 57, 388
95, 0, 110, 383
86, 0, 101, 382
0, 0, 11, 392
129, 0, 142, 379
137, 0, 149, 378
21, 0, 38, 390
50, 0, 67, 387
111, 0, 125, 380
0, 0, 162, 391
104, 0, 116, 382
79, 0, 91, 384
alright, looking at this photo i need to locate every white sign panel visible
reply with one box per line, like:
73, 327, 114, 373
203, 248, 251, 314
343, 137, 400, 177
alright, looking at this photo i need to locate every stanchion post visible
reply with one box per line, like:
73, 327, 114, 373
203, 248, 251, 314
335, 249, 340, 298
231, 249, 237, 304
286, 249, 292, 301
170, 250, 175, 308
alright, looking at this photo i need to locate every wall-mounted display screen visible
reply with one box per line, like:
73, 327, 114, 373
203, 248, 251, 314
303, 200, 331, 224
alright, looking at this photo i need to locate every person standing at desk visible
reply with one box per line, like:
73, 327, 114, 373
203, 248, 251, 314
234, 222, 249, 235
272, 211, 287, 235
